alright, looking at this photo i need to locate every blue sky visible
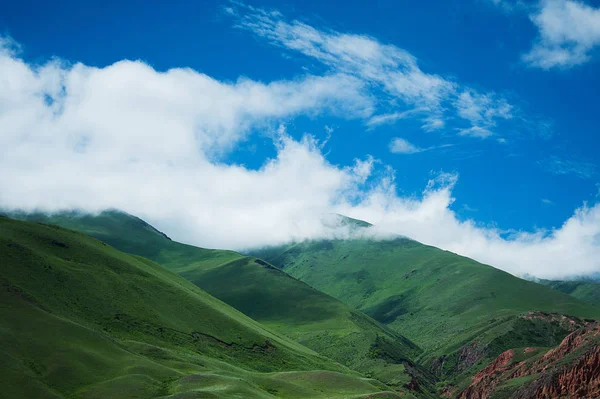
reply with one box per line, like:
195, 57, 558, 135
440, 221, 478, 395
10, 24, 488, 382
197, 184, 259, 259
1, 0, 599, 278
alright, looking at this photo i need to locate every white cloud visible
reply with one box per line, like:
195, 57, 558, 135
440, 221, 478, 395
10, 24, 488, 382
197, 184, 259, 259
454, 89, 513, 139
389, 138, 424, 154
235, 9, 454, 109
455, 89, 513, 125
366, 108, 426, 128
337, 176, 600, 280
0, 33, 598, 280
457, 126, 494, 138
230, 2, 516, 137
0, 39, 372, 157
523, 0, 600, 69
388, 137, 454, 154
0, 38, 375, 250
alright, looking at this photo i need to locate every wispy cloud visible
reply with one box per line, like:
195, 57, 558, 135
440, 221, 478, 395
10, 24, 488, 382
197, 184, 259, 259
366, 108, 426, 128
539, 155, 596, 178
457, 126, 495, 138
541, 198, 554, 205
485, 0, 533, 13
228, 2, 517, 139
455, 90, 513, 122
462, 204, 479, 212
389, 137, 453, 154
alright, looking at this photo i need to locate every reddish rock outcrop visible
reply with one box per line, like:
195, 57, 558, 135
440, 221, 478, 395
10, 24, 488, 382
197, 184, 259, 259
457, 323, 600, 399
529, 346, 600, 398
457, 349, 516, 399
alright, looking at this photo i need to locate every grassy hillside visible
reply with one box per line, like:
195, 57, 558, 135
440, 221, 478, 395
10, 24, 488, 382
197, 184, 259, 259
12, 210, 600, 397
251, 238, 600, 348
249, 236, 600, 392
538, 279, 600, 306
6, 210, 433, 397
0, 216, 400, 399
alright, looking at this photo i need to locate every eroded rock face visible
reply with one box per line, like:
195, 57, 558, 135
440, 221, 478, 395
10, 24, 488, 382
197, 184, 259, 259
533, 347, 600, 398
457, 349, 514, 399
513, 325, 600, 399
456, 323, 600, 399
433, 311, 588, 384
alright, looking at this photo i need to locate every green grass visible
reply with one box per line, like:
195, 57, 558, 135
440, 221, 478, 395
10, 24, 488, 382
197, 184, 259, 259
7, 210, 436, 396
0, 216, 400, 399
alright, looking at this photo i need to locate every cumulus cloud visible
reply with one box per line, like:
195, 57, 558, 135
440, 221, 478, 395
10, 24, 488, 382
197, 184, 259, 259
0, 33, 598, 280
523, 0, 600, 69
0, 37, 375, 249
229, 2, 516, 138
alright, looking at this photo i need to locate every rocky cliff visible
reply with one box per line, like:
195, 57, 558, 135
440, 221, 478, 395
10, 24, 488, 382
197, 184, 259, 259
456, 323, 600, 398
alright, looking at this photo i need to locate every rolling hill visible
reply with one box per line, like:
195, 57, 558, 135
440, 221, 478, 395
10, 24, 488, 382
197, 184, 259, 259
6, 210, 435, 397
0, 216, 401, 399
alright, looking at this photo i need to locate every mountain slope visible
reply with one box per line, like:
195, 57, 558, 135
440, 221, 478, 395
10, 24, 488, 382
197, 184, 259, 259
7, 210, 433, 397
251, 237, 600, 348
0, 216, 399, 399
248, 235, 600, 394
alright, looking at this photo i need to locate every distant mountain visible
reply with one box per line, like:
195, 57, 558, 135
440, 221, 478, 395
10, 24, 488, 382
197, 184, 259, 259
7, 210, 435, 397
248, 233, 600, 395
1, 216, 404, 399
537, 279, 600, 306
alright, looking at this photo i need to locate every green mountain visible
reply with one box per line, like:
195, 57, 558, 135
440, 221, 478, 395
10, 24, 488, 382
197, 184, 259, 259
0, 216, 400, 399
248, 235, 600, 391
537, 279, 600, 306
8, 210, 600, 398
7, 210, 434, 397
